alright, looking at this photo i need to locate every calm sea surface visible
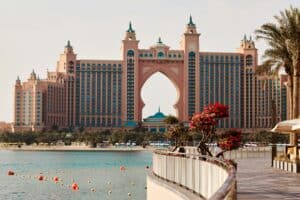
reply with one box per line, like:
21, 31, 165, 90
0, 150, 152, 200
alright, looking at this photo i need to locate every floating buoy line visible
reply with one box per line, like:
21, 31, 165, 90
4, 165, 151, 196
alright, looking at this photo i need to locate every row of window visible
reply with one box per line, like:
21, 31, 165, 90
127, 50, 135, 120
188, 52, 196, 117
80, 117, 122, 127
78, 63, 122, 67
139, 52, 182, 58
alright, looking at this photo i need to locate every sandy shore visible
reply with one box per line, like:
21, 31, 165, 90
0, 144, 156, 152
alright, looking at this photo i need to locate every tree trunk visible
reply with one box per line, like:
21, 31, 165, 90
293, 69, 300, 119
197, 142, 213, 157
287, 76, 294, 119
293, 76, 300, 119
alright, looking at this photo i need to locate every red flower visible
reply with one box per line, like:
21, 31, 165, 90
189, 103, 229, 132
219, 129, 242, 151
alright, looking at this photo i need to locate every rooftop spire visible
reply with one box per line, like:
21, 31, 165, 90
188, 15, 195, 26
158, 106, 160, 112
30, 69, 37, 80
158, 37, 163, 44
243, 34, 247, 41
127, 21, 135, 33
16, 76, 21, 84
65, 40, 72, 48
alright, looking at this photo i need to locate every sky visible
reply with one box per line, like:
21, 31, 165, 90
0, 0, 299, 122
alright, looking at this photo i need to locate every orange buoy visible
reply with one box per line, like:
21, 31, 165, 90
72, 183, 79, 191
53, 176, 59, 182
120, 166, 125, 171
38, 175, 44, 181
7, 170, 15, 176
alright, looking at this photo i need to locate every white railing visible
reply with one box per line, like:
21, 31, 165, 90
152, 149, 236, 200
185, 146, 271, 159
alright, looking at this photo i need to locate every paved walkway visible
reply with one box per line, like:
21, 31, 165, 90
237, 157, 300, 199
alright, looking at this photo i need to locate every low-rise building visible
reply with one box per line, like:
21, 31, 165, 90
143, 108, 167, 133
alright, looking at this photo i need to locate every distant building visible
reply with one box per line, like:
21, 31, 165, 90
13, 17, 287, 132
143, 108, 167, 133
0, 122, 12, 132
255, 75, 288, 128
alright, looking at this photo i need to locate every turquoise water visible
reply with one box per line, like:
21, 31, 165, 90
0, 150, 152, 200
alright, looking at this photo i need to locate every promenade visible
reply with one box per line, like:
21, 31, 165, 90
237, 156, 300, 199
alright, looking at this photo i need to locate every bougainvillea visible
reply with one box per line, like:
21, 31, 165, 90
189, 102, 234, 156
203, 102, 229, 118
190, 103, 229, 131
218, 129, 242, 151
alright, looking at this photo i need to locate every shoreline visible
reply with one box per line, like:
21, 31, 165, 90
0, 145, 156, 152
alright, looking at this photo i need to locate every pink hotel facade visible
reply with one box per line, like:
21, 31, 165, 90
13, 17, 287, 132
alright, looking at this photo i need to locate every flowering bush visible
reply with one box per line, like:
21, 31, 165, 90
218, 129, 242, 151
203, 102, 229, 118
190, 103, 228, 130
189, 102, 229, 156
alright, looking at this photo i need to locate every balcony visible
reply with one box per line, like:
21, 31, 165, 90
148, 149, 236, 200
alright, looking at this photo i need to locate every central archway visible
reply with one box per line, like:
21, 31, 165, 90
137, 60, 184, 122
141, 72, 178, 119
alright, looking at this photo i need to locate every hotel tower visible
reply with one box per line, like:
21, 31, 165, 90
13, 17, 287, 132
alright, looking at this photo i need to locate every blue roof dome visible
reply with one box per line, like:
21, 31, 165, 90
144, 107, 166, 122
149, 111, 166, 119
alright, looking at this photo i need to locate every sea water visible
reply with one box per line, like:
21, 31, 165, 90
0, 150, 152, 200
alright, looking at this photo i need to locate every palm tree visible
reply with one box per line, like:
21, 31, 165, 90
255, 6, 300, 119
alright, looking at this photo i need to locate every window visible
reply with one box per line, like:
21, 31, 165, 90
127, 50, 134, 57
246, 55, 253, 66
157, 52, 164, 58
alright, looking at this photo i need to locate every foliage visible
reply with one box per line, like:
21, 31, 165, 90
131, 121, 147, 134
190, 102, 229, 130
255, 6, 300, 118
255, 6, 300, 76
190, 102, 231, 156
0, 129, 167, 147
0, 131, 66, 145
218, 130, 242, 151
165, 122, 189, 146
143, 132, 165, 143
164, 115, 179, 125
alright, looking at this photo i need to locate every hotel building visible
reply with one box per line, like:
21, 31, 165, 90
13, 17, 287, 132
